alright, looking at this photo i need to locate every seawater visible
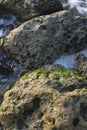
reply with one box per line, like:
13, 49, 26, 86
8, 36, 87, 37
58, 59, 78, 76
0, 10, 23, 86
68, 0, 87, 16
0, 13, 17, 38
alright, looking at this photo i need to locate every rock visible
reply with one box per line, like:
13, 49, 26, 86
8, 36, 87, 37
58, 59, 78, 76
77, 61, 87, 77
35, 0, 63, 15
0, 65, 87, 129
74, 53, 87, 77
0, 0, 63, 20
0, 5, 9, 17
2, 11, 87, 69
0, 61, 13, 75
75, 53, 87, 66
75, 55, 87, 77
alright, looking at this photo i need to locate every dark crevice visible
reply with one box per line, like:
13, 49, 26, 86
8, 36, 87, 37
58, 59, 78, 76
80, 102, 87, 121
22, 97, 41, 118
33, 97, 41, 110
73, 117, 79, 127
17, 118, 26, 130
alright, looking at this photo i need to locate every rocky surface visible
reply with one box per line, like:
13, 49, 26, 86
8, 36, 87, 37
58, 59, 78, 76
0, 0, 63, 20
1, 10, 87, 69
75, 53, 87, 77
0, 1, 87, 130
0, 65, 87, 130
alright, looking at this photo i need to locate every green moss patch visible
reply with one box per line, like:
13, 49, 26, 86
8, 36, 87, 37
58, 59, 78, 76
22, 68, 86, 82
22, 69, 45, 79
51, 70, 86, 81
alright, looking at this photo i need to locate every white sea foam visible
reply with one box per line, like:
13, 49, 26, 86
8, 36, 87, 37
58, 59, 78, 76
0, 29, 6, 37
1, 78, 8, 83
0, 13, 16, 38
54, 54, 76, 69
0, 28, 9, 38
54, 49, 87, 69
68, 0, 87, 15
2, 14, 16, 25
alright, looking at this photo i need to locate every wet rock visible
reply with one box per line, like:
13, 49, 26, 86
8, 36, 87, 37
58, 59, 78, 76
0, 5, 9, 17
2, 11, 87, 69
77, 61, 87, 77
75, 53, 87, 77
35, 0, 63, 15
0, 65, 87, 129
75, 53, 87, 65
0, 61, 13, 75
0, 0, 63, 20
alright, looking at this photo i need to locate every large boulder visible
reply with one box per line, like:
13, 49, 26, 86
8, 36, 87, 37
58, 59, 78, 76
0, 65, 87, 129
0, 0, 63, 20
2, 10, 87, 69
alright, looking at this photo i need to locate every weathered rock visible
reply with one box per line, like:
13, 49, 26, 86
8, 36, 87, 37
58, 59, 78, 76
2, 11, 87, 69
0, 0, 63, 20
75, 54, 87, 77
35, 0, 63, 15
75, 53, 87, 66
0, 65, 87, 130
77, 61, 87, 77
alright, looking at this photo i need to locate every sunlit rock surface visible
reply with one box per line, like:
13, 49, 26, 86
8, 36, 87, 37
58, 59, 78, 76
0, 65, 87, 130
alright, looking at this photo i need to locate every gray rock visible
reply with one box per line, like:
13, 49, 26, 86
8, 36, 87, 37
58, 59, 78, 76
0, 0, 63, 20
2, 11, 87, 69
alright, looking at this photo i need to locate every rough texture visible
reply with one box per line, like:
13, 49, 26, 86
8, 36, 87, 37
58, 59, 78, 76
0, 0, 63, 20
75, 54, 87, 77
0, 65, 87, 130
2, 11, 87, 69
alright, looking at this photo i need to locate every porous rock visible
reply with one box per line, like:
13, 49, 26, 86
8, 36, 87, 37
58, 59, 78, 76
0, 65, 87, 130
2, 11, 87, 69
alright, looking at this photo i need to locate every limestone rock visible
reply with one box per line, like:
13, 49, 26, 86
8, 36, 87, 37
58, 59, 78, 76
2, 11, 87, 69
0, 65, 87, 129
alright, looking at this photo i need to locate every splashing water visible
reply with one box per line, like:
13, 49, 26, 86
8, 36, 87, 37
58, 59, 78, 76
0, 7, 24, 86
54, 54, 76, 69
54, 48, 87, 69
0, 10, 22, 38
0, 13, 17, 38
68, 0, 87, 16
